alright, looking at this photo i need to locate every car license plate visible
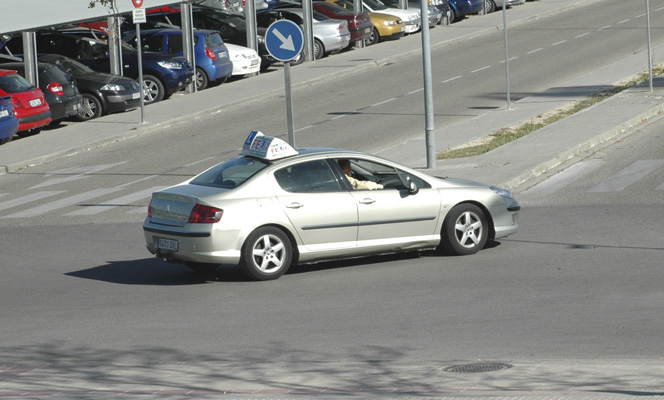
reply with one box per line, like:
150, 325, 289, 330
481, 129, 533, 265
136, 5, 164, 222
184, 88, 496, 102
132, 92, 141, 100
0, 110, 8, 118
156, 237, 179, 252
365, 28, 370, 33
251, 59, 259, 65
218, 51, 227, 58
29, 98, 42, 107
400, 27, 406, 32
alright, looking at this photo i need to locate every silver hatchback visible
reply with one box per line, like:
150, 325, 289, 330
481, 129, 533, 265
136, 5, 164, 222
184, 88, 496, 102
144, 132, 520, 280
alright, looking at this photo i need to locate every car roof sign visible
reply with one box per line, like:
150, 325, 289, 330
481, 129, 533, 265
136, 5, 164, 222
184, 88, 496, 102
240, 130, 299, 160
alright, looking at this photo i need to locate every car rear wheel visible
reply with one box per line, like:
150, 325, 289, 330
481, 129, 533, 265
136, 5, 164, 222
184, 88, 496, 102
240, 227, 292, 281
141, 75, 165, 104
76, 94, 102, 121
440, 203, 488, 255
195, 67, 209, 91
313, 39, 324, 60
449, 8, 458, 23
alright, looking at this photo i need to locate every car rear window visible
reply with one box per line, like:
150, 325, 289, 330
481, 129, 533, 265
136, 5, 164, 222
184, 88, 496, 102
205, 33, 225, 48
190, 156, 269, 189
0, 73, 34, 93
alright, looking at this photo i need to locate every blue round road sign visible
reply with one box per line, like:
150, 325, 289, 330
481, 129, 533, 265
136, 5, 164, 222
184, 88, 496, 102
265, 20, 304, 62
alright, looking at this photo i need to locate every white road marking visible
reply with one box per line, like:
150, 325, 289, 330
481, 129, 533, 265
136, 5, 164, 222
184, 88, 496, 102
589, 160, 664, 192
2, 188, 123, 218
522, 160, 604, 195
0, 191, 66, 211
64, 186, 165, 216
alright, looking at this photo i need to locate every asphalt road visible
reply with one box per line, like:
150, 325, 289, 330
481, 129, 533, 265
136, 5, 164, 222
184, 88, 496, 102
1, 0, 664, 397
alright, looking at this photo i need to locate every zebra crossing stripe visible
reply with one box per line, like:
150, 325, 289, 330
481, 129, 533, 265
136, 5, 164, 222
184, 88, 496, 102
1, 188, 122, 218
0, 191, 66, 212
589, 160, 664, 192
522, 160, 604, 195
64, 186, 166, 216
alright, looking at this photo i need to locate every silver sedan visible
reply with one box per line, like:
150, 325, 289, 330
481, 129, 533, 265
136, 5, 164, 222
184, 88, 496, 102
143, 132, 520, 280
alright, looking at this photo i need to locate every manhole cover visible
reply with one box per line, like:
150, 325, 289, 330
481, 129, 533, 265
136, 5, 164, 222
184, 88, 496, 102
443, 362, 512, 373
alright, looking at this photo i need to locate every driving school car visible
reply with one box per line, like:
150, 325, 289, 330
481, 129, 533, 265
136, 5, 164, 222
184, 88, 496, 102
143, 131, 520, 281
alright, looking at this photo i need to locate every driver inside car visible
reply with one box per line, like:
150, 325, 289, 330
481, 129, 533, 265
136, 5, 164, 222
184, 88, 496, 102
338, 159, 383, 190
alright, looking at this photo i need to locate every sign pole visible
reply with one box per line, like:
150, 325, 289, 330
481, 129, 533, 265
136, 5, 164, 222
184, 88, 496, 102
284, 62, 295, 146
264, 20, 304, 147
132, 4, 147, 123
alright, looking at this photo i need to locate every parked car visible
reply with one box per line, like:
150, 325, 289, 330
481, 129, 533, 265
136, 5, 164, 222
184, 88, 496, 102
274, 1, 373, 46
225, 43, 261, 77
381, 0, 442, 27
145, 7, 273, 71
38, 54, 141, 121
124, 29, 233, 91
0, 29, 194, 104
0, 95, 18, 144
1, 62, 82, 125
0, 69, 51, 136
143, 131, 520, 281
448, 0, 483, 22
256, 8, 351, 61
328, 0, 421, 34
483, 0, 523, 13
366, 12, 406, 45
327, 0, 405, 45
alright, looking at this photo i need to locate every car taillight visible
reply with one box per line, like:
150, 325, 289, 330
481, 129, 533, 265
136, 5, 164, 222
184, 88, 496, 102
205, 47, 217, 61
11, 97, 24, 109
189, 204, 223, 223
147, 199, 152, 217
47, 82, 64, 95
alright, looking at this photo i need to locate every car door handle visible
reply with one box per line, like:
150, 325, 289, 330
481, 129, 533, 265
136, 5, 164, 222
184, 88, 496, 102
286, 202, 304, 209
359, 198, 375, 205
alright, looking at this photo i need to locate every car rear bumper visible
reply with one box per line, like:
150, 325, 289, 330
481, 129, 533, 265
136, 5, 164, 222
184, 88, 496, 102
17, 109, 51, 131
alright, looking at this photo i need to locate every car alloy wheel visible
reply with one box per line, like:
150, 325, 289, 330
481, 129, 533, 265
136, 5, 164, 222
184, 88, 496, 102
195, 67, 209, 91
440, 203, 488, 255
141, 74, 165, 104
241, 227, 292, 280
76, 93, 102, 121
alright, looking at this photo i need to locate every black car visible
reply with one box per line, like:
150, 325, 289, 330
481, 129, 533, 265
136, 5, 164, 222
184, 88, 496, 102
1, 62, 82, 125
39, 54, 141, 121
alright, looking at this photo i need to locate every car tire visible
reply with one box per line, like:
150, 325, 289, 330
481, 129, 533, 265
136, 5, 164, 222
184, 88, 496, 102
240, 227, 292, 281
313, 39, 324, 60
484, 0, 495, 13
76, 94, 102, 121
290, 51, 305, 66
0, 136, 12, 145
141, 74, 165, 104
365, 27, 380, 46
195, 67, 209, 91
449, 8, 458, 23
184, 262, 219, 273
439, 203, 488, 255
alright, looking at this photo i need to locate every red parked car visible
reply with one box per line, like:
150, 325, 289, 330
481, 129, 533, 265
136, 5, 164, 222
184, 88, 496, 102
0, 69, 51, 136
312, 1, 373, 45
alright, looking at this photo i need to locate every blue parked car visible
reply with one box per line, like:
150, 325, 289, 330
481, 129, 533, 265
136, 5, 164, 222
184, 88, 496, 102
0, 28, 194, 104
0, 95, 19, 145
448, 0, 483, 23
124, 29, 233, 91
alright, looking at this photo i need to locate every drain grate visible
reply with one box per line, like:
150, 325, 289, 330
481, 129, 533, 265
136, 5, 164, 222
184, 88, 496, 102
443, 362, 512, 373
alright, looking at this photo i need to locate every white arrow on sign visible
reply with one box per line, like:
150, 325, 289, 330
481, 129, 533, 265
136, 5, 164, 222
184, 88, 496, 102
273, 28, 295, 51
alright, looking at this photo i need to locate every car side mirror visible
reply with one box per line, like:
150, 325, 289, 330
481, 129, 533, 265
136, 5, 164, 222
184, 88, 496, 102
408, 180, 419, 195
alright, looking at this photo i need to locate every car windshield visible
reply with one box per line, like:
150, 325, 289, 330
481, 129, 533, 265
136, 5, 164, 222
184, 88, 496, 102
365, 0, 388, 10
190, 156, 269, 189
0, 73, 35, 93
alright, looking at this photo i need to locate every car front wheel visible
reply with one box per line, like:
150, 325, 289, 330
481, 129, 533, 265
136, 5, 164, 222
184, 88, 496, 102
440, 203, 488, 255
240, 227, 292, 281
484, 0, 495, 13
141, 74, 165, 104
76, 93, 102, 121
365, 27, 380, 46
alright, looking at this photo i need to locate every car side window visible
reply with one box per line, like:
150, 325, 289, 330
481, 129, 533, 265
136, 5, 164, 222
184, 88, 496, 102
345, 159, 431, 190
166, 35, 184, 54
142, 35, 165, 52
275, 160, 342, 193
